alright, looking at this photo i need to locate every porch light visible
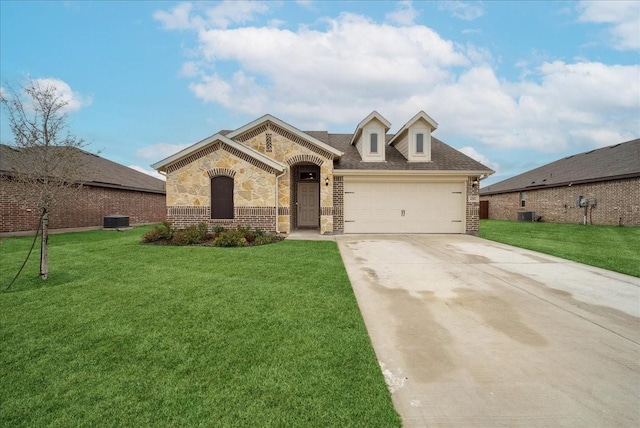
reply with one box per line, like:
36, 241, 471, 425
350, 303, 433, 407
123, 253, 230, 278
472, 178, 479, 188
325, 177, 330, 186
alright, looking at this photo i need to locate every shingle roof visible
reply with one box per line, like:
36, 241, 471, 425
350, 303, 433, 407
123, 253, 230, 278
480, 138, 640, 195
305, 132, 493, 173
0, 144, 166, 194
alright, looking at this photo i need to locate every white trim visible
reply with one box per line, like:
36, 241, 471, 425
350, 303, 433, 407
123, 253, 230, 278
334, 169, 491, 177
227, 114, 343, 158
349, 111, 391, 146
388, 111, 438, 146
152, 133, 286, 173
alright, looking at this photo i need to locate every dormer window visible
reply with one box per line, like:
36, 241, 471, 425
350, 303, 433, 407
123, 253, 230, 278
416, 133, 424, 153
350, 111, 390, 162
387, 111, 437, 162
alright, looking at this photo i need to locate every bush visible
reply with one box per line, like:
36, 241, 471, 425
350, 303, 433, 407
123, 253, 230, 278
213, 229, 248, 247
143, 223, 281, 247
255, 234, 284, 246
142, 222, 174, 243
171, 223, 208, 245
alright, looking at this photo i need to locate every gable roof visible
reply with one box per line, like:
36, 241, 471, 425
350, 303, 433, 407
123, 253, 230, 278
349, 111, 392, 146
226, 114, 343, 158
152, 133, 285, 174
481, 138, 640, 195
387, 111, 438, 146
0, 144, 166, 194
308, 133, 493, 174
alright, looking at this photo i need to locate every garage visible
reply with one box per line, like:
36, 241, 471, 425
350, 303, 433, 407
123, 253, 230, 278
343, 178, 466, 233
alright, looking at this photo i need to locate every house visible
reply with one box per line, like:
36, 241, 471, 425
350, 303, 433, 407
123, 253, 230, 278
480, 138, 640, 226
0, 144, 166, 234
152, 112, 494, 235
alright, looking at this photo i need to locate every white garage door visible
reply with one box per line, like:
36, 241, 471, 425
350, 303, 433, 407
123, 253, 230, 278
344, 180, 466, 234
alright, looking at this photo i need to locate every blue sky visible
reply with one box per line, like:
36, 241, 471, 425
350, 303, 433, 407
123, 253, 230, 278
1, 1, 638, 186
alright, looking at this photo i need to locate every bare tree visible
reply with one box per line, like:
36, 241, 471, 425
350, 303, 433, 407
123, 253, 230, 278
1, 78, 88, 281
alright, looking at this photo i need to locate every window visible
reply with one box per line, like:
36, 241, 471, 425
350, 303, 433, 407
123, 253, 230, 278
211, 176, 234, 219
416, 133, 424, 153
299, 171, 318, 181
370, 133, 378, 153
520, 191, 526, 208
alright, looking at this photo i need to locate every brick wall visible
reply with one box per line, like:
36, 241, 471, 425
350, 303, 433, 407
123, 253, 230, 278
480, 177, 640, 226
167, 206, 277, 232
466, 177, 480, 234
0, 180, 166, 233
333, 176, 344, 234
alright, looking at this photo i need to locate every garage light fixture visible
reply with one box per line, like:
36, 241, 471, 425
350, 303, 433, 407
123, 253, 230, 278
325, 177, 330, 186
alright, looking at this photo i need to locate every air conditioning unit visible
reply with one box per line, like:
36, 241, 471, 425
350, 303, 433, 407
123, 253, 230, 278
517, 211, 535, 222
104, 215, 130, 229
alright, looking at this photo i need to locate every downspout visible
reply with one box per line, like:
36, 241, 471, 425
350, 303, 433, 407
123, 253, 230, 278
275, 170, 285, 234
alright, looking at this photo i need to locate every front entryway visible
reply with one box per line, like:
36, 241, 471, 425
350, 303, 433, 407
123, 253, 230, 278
297, 182, 319, 227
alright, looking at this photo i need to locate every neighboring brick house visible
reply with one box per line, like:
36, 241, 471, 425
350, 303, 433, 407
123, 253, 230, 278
153, 112, 493, 235
0, 144, 166, 234
480, 139, 640, 226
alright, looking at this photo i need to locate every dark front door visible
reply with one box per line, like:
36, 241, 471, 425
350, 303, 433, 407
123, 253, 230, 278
297, 182, 319, 227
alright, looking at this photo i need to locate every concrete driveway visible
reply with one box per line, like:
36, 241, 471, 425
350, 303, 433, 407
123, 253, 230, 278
336, 234, 640, 427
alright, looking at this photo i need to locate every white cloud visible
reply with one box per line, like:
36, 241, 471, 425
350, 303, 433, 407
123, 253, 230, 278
577, 0, 640, 50
439, 1, 485, 21
458, 146, 499, 172
153, 1, 269, 31
29, 78, 92, 113
155, 4, 639, 156
184, 12, 468, 127
385, 1, 419, 26
135, 142, 191, 160
128, 165, 166, 181
153, 2, 195, 30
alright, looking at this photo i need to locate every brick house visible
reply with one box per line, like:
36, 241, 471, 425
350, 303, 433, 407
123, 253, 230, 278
480, 138, 640, 226
1, 144, 166, 234
152, 112, 494, 235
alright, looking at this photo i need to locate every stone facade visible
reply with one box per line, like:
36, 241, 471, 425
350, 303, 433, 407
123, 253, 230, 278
164, 126, 336, 234
0, 179, 166, 234
480, 177, 640, 226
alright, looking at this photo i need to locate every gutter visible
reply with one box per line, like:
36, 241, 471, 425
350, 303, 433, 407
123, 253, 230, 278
275, 170, 285, 234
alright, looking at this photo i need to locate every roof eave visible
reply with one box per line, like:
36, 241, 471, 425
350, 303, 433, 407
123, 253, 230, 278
152, 133, 224, 172
152, 133, 286, 174
480, 172, 640, 195
334, 169, 493, 176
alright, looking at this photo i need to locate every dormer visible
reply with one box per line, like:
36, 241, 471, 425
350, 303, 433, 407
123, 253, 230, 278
388, 111, 438, 162
350, 111, 391, 162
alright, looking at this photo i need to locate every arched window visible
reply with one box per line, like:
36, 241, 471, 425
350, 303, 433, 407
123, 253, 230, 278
211, 176, 234, 219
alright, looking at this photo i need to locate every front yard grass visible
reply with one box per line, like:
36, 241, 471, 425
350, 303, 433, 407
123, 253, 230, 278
479, 220, 640, 277
0, 227, 400, 427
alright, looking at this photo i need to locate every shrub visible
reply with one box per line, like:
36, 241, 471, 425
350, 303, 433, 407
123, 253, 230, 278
212, 225, 226, 234
142, 222, 174, 243
171, 223, 208, 246
213, 229, 248, 247
255, 233, 284, 246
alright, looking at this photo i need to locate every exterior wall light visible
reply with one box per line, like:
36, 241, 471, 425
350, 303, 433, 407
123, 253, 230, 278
472, 178, 479, 188
325, 177, 330, 186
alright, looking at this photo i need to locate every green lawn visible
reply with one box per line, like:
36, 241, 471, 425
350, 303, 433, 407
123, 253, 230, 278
0, 227, 400, 427
479, 220, 640, 277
